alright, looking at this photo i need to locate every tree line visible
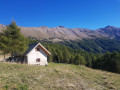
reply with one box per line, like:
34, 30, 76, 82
45, 42, 120, 73
29, 39, 99, 66
93, 51, 120, 73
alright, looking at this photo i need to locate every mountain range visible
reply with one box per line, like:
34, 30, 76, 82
1, 24, 120, 53
0, 24, 120, 42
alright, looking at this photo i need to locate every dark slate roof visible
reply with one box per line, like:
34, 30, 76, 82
24, 43, 38, 55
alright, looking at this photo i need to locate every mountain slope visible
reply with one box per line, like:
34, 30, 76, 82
20, 26, 98, 41
0, 24, 120, 42
1, 24, 120, 53
61, 38, 120, 53
0, 63, 120, 90
97, 26, 120, 39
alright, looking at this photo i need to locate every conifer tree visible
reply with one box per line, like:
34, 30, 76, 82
0, 21, 28, 56
62, 47, 70, 63
74, 54, 86, 65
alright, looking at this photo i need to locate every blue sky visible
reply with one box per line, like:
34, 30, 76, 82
0, 0, 120, 29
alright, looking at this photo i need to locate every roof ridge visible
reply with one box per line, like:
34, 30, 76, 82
24, 42, 51, 55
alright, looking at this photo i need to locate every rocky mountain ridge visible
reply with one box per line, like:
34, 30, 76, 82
0, 24, 120, 42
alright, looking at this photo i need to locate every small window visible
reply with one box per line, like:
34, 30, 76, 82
36, 48, 40, 51
36, 58, 40, 62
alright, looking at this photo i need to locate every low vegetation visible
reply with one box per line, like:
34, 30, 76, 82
0, 63, 120, 90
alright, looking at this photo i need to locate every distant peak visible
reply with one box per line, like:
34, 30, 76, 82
39, 26, 48, 28
58, 26, 65, 28
41, 26, 47, 28
105, 25, 116, 28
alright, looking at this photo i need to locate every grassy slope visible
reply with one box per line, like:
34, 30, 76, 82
0, 63, 120, 90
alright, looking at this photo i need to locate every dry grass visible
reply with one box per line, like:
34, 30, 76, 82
0, 63, 120, 90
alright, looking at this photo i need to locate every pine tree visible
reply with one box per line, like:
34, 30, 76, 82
62, 47, 70, 63
79, 55, 86, 65
74, 54, 86, 65
0, 21, 28, 57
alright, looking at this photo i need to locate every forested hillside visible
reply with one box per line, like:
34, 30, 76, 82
61, 38, 120, 53
93, 51, 120, 73
30, 39, 120, 73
